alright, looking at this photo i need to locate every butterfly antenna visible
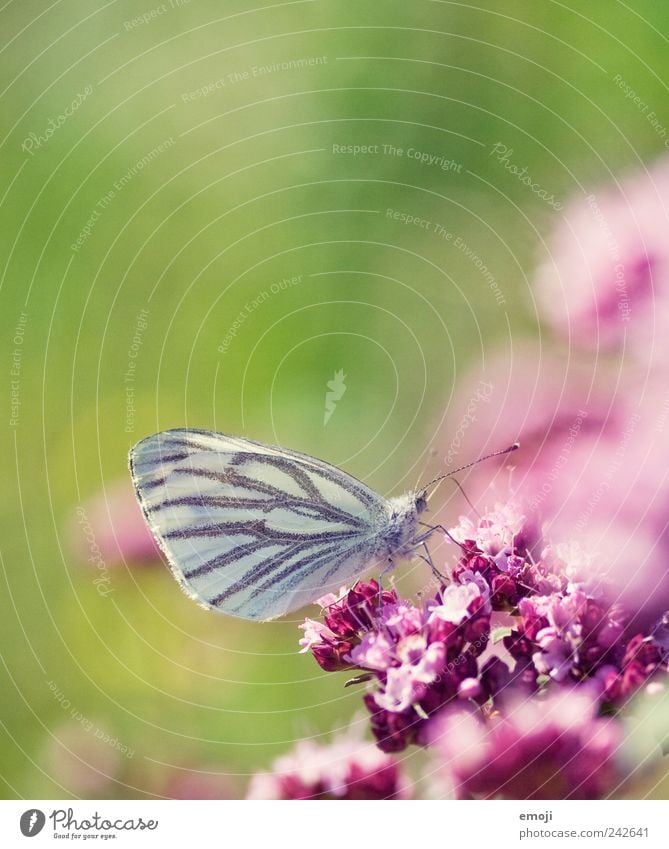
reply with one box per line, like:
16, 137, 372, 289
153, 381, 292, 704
412, 447, 439, 494
449, 477, 482, 519
422, 442, 519, 497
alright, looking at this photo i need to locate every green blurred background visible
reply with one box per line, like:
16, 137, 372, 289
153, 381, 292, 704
1, 0, 668, 798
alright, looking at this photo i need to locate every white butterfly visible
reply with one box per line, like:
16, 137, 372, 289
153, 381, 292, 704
129, 429, 516, 621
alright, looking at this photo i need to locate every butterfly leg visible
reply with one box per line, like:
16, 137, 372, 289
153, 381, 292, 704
380, 558, 395, 579
419, 542, 449, 585
419, 521, 468, 553
374, 559, 396, 607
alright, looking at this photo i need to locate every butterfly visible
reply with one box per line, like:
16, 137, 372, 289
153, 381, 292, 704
129, 429, 517, 621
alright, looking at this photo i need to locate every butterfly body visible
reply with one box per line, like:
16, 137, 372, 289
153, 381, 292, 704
376, 493, 430, 561
130, 429, 432, 621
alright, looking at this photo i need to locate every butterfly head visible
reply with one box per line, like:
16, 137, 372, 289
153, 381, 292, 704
379, 491, 431, 561
415, 491, 429, 515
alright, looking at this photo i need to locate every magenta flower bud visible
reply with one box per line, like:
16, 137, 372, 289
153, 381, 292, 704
458, 678, 482, 700
312, 641, 355, 672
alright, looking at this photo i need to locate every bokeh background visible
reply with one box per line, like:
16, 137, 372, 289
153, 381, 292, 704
1, 0, 669, 798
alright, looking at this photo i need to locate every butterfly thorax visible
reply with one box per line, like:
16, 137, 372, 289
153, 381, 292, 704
376, 492, 429, 560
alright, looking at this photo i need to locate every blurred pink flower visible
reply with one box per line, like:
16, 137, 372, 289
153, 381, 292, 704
247, 727, 412, 800
163, 768, 235, 799
42, 722, 123, 797
437, 352, 669, 625
71, 480, 159, 566
427, 691, 623, 799
535, 155, 669, 355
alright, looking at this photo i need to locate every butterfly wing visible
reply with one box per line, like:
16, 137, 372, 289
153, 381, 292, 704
129, 429, 389, 620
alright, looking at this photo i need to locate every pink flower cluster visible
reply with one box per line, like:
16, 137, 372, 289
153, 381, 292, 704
535, 154, 669, 356
452, 505, 667, 706
300, 577, 495, 752
440, 154, 669, 629
247, 728, 411, 800
294, 501, 668, 797
428, 691, 623, 800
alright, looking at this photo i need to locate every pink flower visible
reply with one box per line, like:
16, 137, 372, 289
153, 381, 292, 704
42, 722, 122, 797
163, 768, 235, 799
375, 665, 425, 713
71, 480, 159, 566
298, 619, 337, 653
532, 627, 573, 682
428, 582, 487, 624
246, 727, 411, 800
507, 585, 666, 704
439, 351, 669, 625
534, 155, 669, 355
450, 502, 528, 569
298, 580, 397, 672
301, 580, 492, 751
299, 502, 668, 763
429, 691, 624, 799
458, 678, 482, 700
349, 632, 395, 671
